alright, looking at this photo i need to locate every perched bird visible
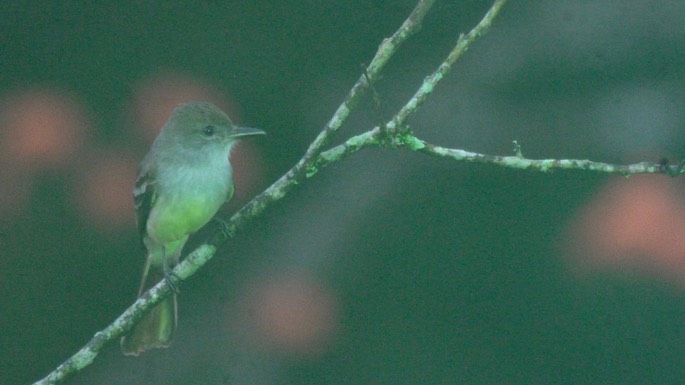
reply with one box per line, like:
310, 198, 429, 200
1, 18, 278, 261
121, 101, 265, 355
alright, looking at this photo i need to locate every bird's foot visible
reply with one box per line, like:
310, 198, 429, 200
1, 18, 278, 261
163, 263, 181, 294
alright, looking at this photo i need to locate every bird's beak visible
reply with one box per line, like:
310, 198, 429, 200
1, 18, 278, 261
231, 126, 266, 138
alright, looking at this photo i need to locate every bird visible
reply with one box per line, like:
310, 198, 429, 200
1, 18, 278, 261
121, 101, 265, 355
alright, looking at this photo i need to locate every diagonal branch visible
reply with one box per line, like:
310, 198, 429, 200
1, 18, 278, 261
313, 0, 509, 173
33, 1, 449, 384
208, 0, 438, 244
387, 0, 508, 133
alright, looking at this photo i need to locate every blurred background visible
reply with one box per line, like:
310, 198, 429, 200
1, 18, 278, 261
2, 1, 685, 384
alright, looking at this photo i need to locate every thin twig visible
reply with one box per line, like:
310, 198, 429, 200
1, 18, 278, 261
409, 138, 681, 175
313, 129, 681, 177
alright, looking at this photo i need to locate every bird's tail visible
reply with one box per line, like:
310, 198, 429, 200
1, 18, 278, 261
121, 261, 177, 356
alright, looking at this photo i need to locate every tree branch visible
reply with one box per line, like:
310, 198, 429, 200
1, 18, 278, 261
314, 127, 680, 176
407, 138, 680, 175
33, 0, 445, 384
312, 0, 509, 173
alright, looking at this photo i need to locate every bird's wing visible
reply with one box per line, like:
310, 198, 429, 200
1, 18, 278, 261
134, 165, 157, 241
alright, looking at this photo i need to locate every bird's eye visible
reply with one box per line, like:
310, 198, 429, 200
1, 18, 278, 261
202, 125, 215, 137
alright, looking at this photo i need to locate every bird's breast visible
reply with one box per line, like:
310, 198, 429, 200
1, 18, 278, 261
147, 163, 233, 243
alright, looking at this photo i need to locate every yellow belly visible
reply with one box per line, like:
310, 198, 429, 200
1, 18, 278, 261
147, 193, 224, 244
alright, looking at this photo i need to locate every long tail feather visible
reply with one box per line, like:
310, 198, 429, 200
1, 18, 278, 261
121, 263, 177, 356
